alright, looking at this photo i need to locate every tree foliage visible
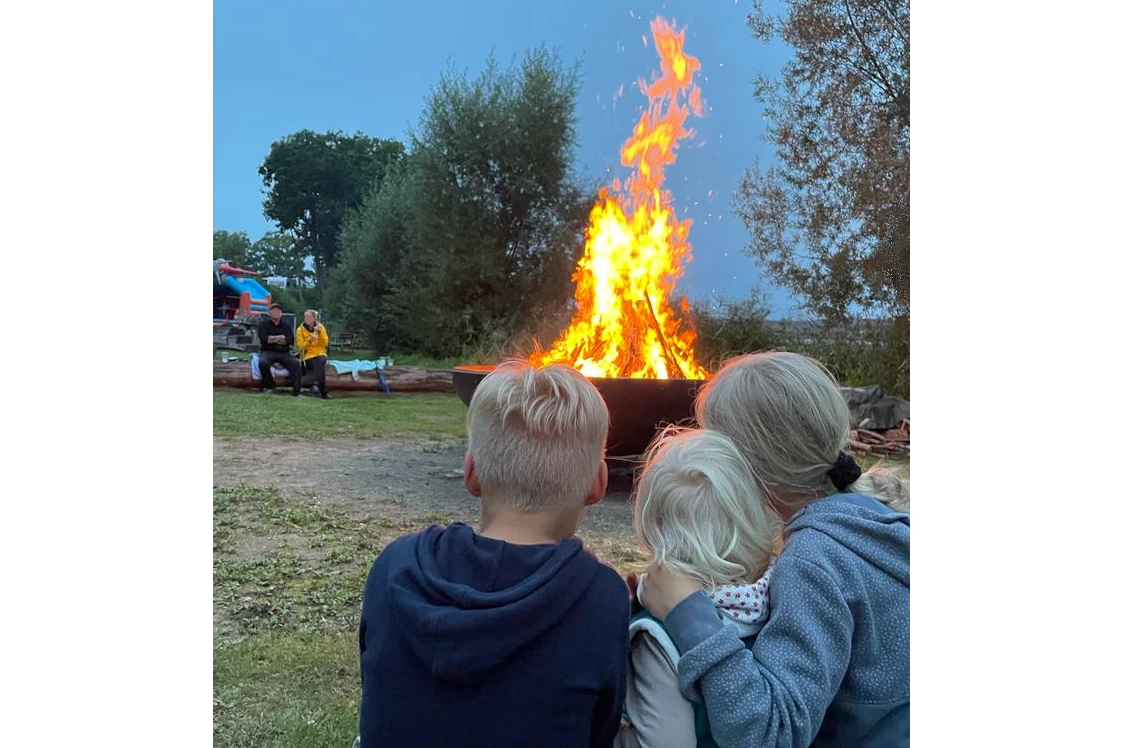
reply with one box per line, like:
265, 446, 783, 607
331, 48, 593, 355
736, 0, 910, 322
246, 230, 311, 289
329, 164, 420, 348
259, 131, 406, 282
213, 230, 252, 267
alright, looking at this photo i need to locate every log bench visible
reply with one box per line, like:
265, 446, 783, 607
212, 361, 454, 393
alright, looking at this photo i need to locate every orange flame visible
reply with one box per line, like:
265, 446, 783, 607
532, 18, 709, 380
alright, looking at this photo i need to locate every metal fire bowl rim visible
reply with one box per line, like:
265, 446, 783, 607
452, 363, 708, 384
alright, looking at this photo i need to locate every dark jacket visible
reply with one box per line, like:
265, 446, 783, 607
359, 523, 631, 748
257, 317, 293, 354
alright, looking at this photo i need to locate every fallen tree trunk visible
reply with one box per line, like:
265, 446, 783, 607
213, 361, 455, 393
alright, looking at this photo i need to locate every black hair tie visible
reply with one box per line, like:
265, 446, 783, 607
827, 452, 862, 491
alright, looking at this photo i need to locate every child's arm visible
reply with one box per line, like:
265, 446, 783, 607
614, 634, 697, 748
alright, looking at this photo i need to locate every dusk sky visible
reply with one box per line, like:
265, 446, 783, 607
213, 0, 800, 316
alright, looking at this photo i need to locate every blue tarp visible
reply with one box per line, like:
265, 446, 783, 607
329, 360, 391, 394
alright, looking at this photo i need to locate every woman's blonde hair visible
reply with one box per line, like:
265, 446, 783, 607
467, 361, 609, 511
696, 351, 909, 514
634, 427, 778, 587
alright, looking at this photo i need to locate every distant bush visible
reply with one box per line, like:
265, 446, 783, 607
692, 296, 909, 398
265, 284, 323, 319
696, 312, 907, 399
771, 317, 909, 399
693, 294, 776, 372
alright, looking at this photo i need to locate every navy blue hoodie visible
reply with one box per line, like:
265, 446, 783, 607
359, 523, 630, 748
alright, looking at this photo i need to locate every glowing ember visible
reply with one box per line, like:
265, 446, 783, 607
532, 17, 708, 380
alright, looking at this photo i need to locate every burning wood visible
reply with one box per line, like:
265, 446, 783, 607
849, 419, 910, 456
643, 290, 685, 380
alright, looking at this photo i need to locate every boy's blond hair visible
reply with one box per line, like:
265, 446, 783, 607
635, 427, 777, 587
467, 361, 609, 511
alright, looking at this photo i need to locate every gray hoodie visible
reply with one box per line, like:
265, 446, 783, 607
664, 493, 910, 748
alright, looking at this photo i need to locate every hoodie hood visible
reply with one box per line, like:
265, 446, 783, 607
387, 523, 602, 684
786, 493, 910, 586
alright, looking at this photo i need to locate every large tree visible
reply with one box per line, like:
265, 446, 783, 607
258, 131, 406, 283
736, 0, 909, 322
332, 48, 594, 355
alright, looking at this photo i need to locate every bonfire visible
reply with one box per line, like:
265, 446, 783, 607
531, 17, 707, 380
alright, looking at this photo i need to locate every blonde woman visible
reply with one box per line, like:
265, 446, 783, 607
639, 351, 910, 748
295, 309, 331, 399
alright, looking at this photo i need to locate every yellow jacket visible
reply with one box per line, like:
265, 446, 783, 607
296, 322, 329, 360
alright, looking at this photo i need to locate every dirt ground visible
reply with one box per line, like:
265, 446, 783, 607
213, 435, 644, 555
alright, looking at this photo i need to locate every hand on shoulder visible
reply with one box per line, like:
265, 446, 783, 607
637, 563, 704, 620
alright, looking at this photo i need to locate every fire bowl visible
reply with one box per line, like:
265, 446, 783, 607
451, 364, 706, 459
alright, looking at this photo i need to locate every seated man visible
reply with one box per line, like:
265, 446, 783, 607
256, 303, 301, 396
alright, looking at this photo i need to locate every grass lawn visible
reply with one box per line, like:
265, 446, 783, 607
212, 389, 468, 441
213, 485, 462, 748
214, 486, 379, 747
214, 629, 358, 748
213, 389, 471, 746
213, 390, 908, 747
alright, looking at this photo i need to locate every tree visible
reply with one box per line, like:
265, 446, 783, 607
258, 131, 406, 283
331, 48, 594, 355
213, 230, 252, 267
329, 164, 420, 347
246, 230, 311, 289
735, 0, 909, 322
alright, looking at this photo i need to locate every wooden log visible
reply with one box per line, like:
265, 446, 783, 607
212, 361, 455, 393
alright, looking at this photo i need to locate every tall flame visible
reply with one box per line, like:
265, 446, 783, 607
532, 17, 709, 380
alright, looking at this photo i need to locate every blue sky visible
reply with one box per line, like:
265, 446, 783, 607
214, 0, 799, 316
